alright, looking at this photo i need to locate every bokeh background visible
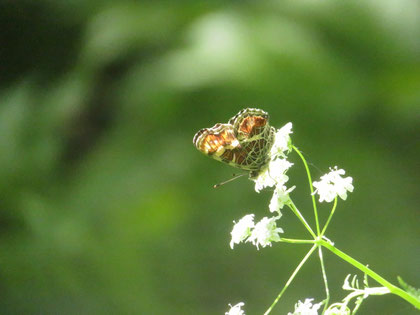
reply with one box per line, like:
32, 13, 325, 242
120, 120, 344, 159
1, 0, 419, 314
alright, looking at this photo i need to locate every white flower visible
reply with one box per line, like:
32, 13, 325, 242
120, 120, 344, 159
288, 298, 322, 315
312, 166, 354, 203
252, 123, 294, 193
247, 216, 283, 249
225, 302, 245, 315
324, 304, 350, 315
269, 185, 295, 213
230, 214, 255, 249
270, 122, 293, 158
253, 164, 277, 192
253, 158, 293, 192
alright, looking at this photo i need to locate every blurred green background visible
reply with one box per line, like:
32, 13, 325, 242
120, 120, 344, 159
0, 0, 419, 314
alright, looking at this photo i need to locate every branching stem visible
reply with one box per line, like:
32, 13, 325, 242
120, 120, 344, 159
321, 197, 337, 236
288, 201, 316, 238
293, 145, 321, 235
318, 247, 330, 313
319, 239, 420, 310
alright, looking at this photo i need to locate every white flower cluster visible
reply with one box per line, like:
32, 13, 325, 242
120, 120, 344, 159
230, 215, 255, 249
230, 123, 293, 250
253, 158, 293, 193
269, 185, 295, 213
288, 298, 354, 315
253, 123, 294, 194
253, 123, 295, 215
230, 214, 283, 249
313, 166, 354, 203
225, 302, 245, 315
270, 122, 293, 157
325, 305, 350, 315
247, 216, 283, 249
288, 298, 322, 315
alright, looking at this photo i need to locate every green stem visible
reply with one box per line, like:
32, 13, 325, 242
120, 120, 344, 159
318, 247, 330, 314
288, 201, 317, 239
319, 239, 420, 310
280, 238, 315, 245
293, 146, 320, 235
264, 244, 318, 315
321, 197, 337, 236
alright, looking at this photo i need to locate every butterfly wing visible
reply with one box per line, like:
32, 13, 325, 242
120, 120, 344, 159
193, 108, 274, 172
229, 108, 275, 170
229, 108, 268, 137
193, 123, 252, 170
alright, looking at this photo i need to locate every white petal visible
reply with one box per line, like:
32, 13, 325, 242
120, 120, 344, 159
225, 302, 245, 315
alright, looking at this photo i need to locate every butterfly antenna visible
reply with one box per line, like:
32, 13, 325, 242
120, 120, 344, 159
213, 173, 246, 188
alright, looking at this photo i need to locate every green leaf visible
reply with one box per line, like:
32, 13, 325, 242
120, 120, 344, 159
398, 277, 420, 301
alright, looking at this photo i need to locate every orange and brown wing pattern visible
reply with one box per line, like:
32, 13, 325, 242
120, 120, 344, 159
193, 108, 275, 172
229, 108, 274, 170
229, 108, 269, 140
193, 124, 239, 155
193, 123, 244, 167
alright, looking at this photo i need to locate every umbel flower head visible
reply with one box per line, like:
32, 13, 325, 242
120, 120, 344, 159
252, 122, 294, 193
246, 216, 283, 249
230, 214, 254, 249
288, 298, 322, 315
269, 185, 295, 213
313, 166, 354, 203
270, 122, 293, 157
253, 158, 293, 193
225, 302, 245, 315
230, 215, 283, 249
325, 305, 350, 315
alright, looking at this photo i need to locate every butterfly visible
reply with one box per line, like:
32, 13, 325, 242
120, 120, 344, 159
193, 108, 275, 178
